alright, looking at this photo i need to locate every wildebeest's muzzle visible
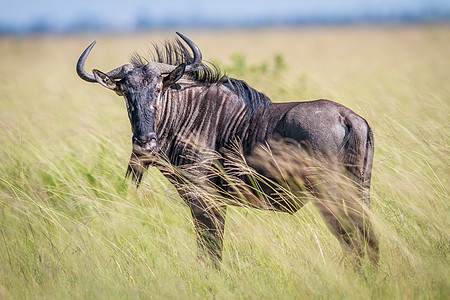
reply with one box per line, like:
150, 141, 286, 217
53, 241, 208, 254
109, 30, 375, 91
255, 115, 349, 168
132, 132, 158, 153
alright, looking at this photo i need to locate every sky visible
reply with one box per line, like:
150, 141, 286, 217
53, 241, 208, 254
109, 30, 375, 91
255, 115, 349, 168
1, 0, 449, 33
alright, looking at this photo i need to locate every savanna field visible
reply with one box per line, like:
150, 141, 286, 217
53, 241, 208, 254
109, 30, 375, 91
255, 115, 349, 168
0, 26, 449, 299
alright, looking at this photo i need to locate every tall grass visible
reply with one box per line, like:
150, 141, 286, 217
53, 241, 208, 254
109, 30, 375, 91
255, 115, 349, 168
0, 26, 449, 299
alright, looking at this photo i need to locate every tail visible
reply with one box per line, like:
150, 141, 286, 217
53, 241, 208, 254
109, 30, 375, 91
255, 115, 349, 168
362, 122, 374, 208
341, 116, 374, 208
340, 118, 379, 264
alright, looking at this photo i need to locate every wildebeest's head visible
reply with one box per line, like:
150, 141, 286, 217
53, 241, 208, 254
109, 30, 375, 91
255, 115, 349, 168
76, 32, 202, 154
93, 63, 186, 153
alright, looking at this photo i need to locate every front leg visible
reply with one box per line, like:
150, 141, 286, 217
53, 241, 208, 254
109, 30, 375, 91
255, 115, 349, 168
189, 199, 227, 269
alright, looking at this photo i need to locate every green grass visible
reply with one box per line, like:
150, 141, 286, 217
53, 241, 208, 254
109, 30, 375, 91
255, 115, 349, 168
0, 26, 449, 299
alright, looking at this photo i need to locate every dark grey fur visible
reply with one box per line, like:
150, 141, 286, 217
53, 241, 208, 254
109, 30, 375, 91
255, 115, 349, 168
77, 33, 379, 268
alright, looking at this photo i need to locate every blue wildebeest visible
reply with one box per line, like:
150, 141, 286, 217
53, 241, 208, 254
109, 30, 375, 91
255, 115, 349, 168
77, 32, 379, 267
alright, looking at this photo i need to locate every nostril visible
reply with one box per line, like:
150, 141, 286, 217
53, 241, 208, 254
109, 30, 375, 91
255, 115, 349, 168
132, 134, 158, 150
132, 136, 142, 145
133, 136, 147, 148
147, 133, 157, 141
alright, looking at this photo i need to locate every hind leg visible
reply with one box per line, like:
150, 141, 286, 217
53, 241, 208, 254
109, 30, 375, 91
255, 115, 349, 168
312, 192, 379, 266
313, 199, 362, 264
360, 213, 379, 266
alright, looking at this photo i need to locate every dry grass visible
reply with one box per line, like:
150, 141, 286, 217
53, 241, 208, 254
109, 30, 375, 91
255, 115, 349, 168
0, 25, 449, 299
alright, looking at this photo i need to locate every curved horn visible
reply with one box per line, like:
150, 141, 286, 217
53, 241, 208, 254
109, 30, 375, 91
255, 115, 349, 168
76, 41, 97, 82
77, 41, 133, 83
176, 32, 203, 70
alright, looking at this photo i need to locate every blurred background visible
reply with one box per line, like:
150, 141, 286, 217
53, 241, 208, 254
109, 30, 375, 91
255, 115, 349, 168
1, 0, 450, 34
1, 1, 449, 299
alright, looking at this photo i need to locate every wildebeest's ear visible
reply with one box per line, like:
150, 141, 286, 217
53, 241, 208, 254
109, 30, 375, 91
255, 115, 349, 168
162, 63, 186, 92
93, 69, 119, 91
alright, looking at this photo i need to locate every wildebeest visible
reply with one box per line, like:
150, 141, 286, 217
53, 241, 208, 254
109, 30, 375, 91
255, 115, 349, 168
76, 32, 379, 267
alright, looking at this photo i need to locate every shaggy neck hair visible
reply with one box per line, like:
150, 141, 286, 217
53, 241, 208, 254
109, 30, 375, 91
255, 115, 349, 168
130, 37, 272, 114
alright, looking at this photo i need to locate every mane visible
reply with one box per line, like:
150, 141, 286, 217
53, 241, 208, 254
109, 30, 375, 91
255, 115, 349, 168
223, 78, 272, 113
130, 37, 272, 113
